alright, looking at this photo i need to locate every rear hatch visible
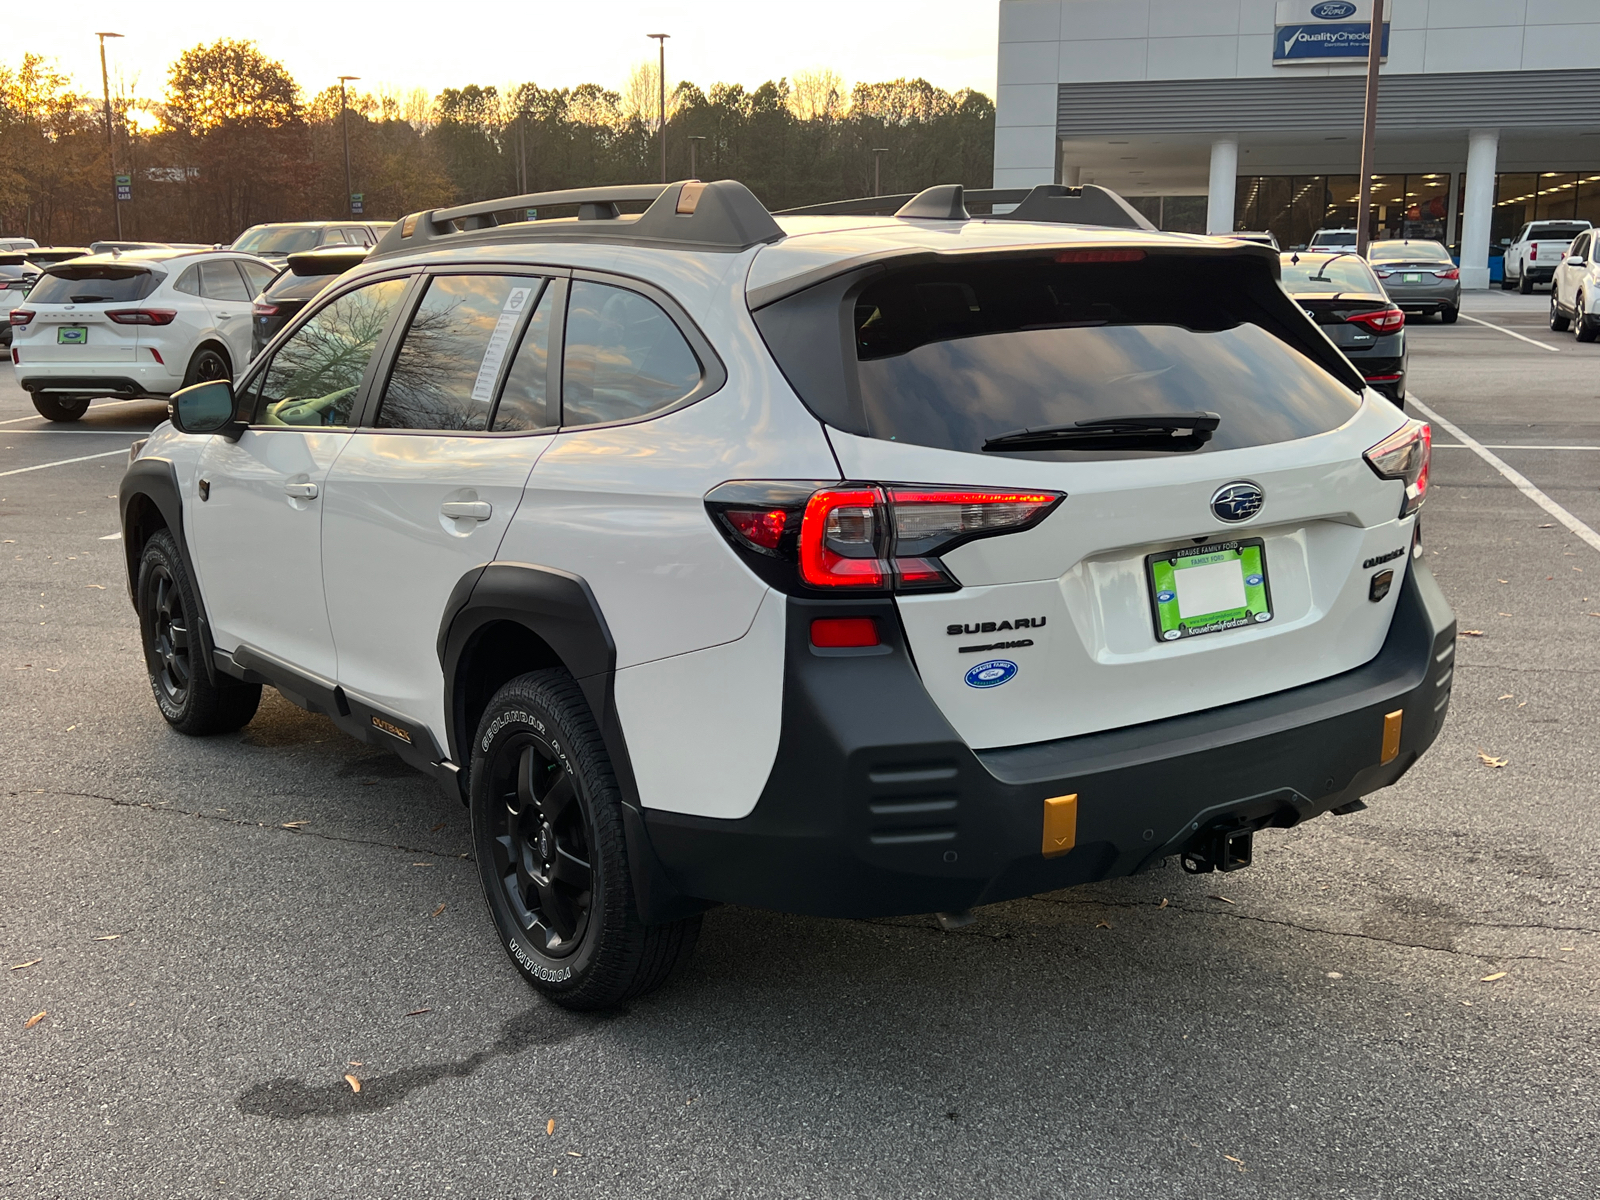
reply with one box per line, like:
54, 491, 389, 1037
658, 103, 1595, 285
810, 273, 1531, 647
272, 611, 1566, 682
752, 242, 1424, 749
11, 261, 161, 364
1292, 291, 1399, 354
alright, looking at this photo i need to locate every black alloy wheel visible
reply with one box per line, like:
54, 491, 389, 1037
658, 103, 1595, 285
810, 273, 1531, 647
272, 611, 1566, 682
184, 345, 231, 388
136, 529, 261, 735
146, 559, 192, 708
488, 732, 595, 957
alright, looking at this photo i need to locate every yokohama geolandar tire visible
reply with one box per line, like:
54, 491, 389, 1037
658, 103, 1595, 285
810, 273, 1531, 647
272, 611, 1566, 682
136, 529, 262, 735
470, 670, 700, 1010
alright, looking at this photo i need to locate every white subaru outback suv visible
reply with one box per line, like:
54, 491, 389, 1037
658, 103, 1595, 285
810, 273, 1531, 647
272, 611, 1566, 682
119, 180, 1455, 1010
12, 248, 277, 421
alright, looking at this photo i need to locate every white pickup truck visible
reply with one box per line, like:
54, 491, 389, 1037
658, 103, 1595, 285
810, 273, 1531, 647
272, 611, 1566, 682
1502, 220, 1591, 293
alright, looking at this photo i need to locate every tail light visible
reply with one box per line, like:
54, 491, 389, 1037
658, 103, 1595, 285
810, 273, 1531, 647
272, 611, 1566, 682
10, 309, 34, 327
105, 308, 177, 325
1364, 420, 1431, 518
253, 301, 279, 317
1347, 307, 1405, 335
1529, 245, 1537, 260
1373, 268, 1393, 279
1432, 268, 1460, 280
707, 481, 1064, 595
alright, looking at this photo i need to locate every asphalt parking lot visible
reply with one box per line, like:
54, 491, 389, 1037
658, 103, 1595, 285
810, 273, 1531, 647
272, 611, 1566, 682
3, 290, 1597, 1199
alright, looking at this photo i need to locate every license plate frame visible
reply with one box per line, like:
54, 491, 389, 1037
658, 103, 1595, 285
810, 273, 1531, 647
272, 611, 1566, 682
56, 325, 87, 345
1401, 273, 1423, 284
1146, 538, 1273, 643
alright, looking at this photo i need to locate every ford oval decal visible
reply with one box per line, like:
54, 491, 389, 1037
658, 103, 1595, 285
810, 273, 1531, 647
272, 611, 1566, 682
965, 659, 1018, 689
1311, 1, 1358, 18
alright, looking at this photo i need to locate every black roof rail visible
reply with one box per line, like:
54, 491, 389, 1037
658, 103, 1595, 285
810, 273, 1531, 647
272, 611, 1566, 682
372, 180, 784, 259
776, 183, 1156, 232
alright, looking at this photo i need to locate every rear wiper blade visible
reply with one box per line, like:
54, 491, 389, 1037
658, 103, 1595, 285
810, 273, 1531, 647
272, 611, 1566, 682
983, 412, 1220, 453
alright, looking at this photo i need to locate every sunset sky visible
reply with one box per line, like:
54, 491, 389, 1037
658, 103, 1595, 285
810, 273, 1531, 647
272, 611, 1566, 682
10, 1, 1000, 104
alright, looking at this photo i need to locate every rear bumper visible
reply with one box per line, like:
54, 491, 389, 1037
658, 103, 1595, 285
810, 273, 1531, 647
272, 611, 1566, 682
16, 360, 175, 398
1523, 265, 1555, 283
643, 561, 1456, 919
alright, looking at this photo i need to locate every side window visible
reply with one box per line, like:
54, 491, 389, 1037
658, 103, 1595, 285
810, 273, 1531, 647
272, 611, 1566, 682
254, 277, 408, 427
173, 267, 201, 296
1574, 233, 1591, 260
492, 284, 557, 431
199, 260, 251, 302
238, 260, 277, 296
378, 274, 543, 432
561, 281, 702, 427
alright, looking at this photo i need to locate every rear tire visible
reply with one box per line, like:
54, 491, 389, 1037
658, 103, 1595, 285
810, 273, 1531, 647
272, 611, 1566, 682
1550, 293, 1571, 332
1518, 271, 1533, 295
31, 394, 90, 422
1439, 306, 1459, 325
470, 669, 700, 1011
136, 530, 261, 735
1499, 272, 1514, 291
182, 344, 232, 388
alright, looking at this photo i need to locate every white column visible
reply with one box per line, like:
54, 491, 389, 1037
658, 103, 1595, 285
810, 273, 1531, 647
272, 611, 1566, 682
1206, 138, 1239, 235
1459, 128, 1499, 290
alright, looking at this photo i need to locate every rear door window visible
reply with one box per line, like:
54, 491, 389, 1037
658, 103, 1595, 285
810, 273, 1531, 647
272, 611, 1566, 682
756, 255, 1362, 459
377, 274, 546, 432
561, 281, 702, 427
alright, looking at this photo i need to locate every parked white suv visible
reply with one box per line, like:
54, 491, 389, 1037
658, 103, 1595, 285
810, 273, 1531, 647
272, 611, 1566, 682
119, 180, 1456, 1009
11, 248, 277, 421
1549, 226, 1600, 341
1503, 219, 1590, 294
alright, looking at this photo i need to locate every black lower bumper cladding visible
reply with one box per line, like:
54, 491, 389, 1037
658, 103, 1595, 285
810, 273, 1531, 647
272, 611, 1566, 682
644, 564, 1456, 919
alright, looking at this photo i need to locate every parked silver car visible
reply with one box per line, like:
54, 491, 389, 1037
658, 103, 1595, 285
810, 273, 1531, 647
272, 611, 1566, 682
1368, 240, 1461, 323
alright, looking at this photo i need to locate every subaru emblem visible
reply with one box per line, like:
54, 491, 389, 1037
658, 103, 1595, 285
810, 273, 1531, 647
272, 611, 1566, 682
1310, 1, 1357, 18
1211, 482, 1264, 523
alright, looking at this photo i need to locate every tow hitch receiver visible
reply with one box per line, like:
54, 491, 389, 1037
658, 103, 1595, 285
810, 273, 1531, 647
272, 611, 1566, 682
1181, 823, 1254, 874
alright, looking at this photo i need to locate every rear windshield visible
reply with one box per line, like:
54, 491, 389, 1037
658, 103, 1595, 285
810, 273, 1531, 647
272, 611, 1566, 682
1311, 230, 1357, 246
264, 271, 339, 303
233, 227, 321, 256
1528, 223, 1588, 241
756, 255, 1361, 459
1280, 254, 1381, 292
1368, 241, 1452, 263
26, 265, 159, 304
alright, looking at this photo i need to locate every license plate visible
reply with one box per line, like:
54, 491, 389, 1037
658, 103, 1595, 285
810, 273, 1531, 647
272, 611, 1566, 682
57, 325, 87, 344
1401, 273, 1422, 283
1147, 539, 1273, 642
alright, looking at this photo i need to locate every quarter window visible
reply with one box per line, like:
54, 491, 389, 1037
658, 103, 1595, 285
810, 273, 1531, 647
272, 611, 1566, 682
254, 277, 408, 427
199, 260, 252, 302
378, 274, 545, 431
561, 281, 701, 427
492, 284, 557, 431
173, 267, 201, 296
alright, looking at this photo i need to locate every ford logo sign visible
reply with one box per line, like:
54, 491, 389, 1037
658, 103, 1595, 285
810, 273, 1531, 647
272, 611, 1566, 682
964, 659, 1018, 689
1211, 482, 1264, 523
1311, 1, 1357, 18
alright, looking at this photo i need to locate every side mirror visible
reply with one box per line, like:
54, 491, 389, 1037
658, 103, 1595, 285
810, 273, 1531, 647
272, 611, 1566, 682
169, 379, 243, 438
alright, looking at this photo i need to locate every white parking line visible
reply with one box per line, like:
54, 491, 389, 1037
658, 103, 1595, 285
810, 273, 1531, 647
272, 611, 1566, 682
0, 428, 150, 435
1410, 393, 1600, 555
0, 449, 126, 478
0, 398, 160, 426
1457, 312, 1562, 353
1434, 443, 1600, 451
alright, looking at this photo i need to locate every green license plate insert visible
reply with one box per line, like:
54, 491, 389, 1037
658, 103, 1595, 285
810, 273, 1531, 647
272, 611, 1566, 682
1401, 273, 1422, 283
57, 325, 87, 344
1147, 539, 1273, 642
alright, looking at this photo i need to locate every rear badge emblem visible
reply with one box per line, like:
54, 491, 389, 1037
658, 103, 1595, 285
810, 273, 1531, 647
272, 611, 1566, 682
1211, 482, 1264, 523
965, 659, 1018, 689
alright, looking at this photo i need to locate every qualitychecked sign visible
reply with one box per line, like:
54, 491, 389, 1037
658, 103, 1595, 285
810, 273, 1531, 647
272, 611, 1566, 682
1274, 21, 1389, 61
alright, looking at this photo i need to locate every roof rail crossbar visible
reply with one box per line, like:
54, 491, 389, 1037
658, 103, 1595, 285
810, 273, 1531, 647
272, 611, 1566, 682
375, 180, 784, 257
776, 183, 1154, 231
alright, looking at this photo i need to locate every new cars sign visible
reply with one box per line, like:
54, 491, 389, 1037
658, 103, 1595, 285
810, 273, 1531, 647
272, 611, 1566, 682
1274, 0, 1389, 63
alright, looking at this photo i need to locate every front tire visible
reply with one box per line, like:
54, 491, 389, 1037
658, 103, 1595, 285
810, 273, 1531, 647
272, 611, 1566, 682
1550, 292, 1571, 332
31, 394, 90, 422
470, 669, 700, 1010
136, 530, 261, 734
1576, 295, 1598, 343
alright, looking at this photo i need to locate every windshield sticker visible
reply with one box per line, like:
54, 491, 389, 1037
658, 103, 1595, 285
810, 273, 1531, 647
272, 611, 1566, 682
470, 286, 533, 403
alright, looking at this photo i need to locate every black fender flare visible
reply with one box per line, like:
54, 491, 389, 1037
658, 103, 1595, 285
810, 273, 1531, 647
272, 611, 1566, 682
119, 455, 219, 685
437, 561, 704, 923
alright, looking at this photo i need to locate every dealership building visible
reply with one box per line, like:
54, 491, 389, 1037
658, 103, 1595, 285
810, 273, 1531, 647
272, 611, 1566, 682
995, 0, 1600, 286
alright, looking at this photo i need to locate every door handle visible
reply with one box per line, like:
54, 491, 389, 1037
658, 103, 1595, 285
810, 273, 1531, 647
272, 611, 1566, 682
441, 500, 492, 521
284, 482, 318, 500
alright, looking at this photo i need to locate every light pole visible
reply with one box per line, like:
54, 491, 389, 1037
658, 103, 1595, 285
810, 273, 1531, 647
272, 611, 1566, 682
688, 135, 705, 180
1354, 3, 1384, 257
338, 76, 360, 217
96, 32, 124, 238
871, 147, 888, 198
647, 33, 669, 183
